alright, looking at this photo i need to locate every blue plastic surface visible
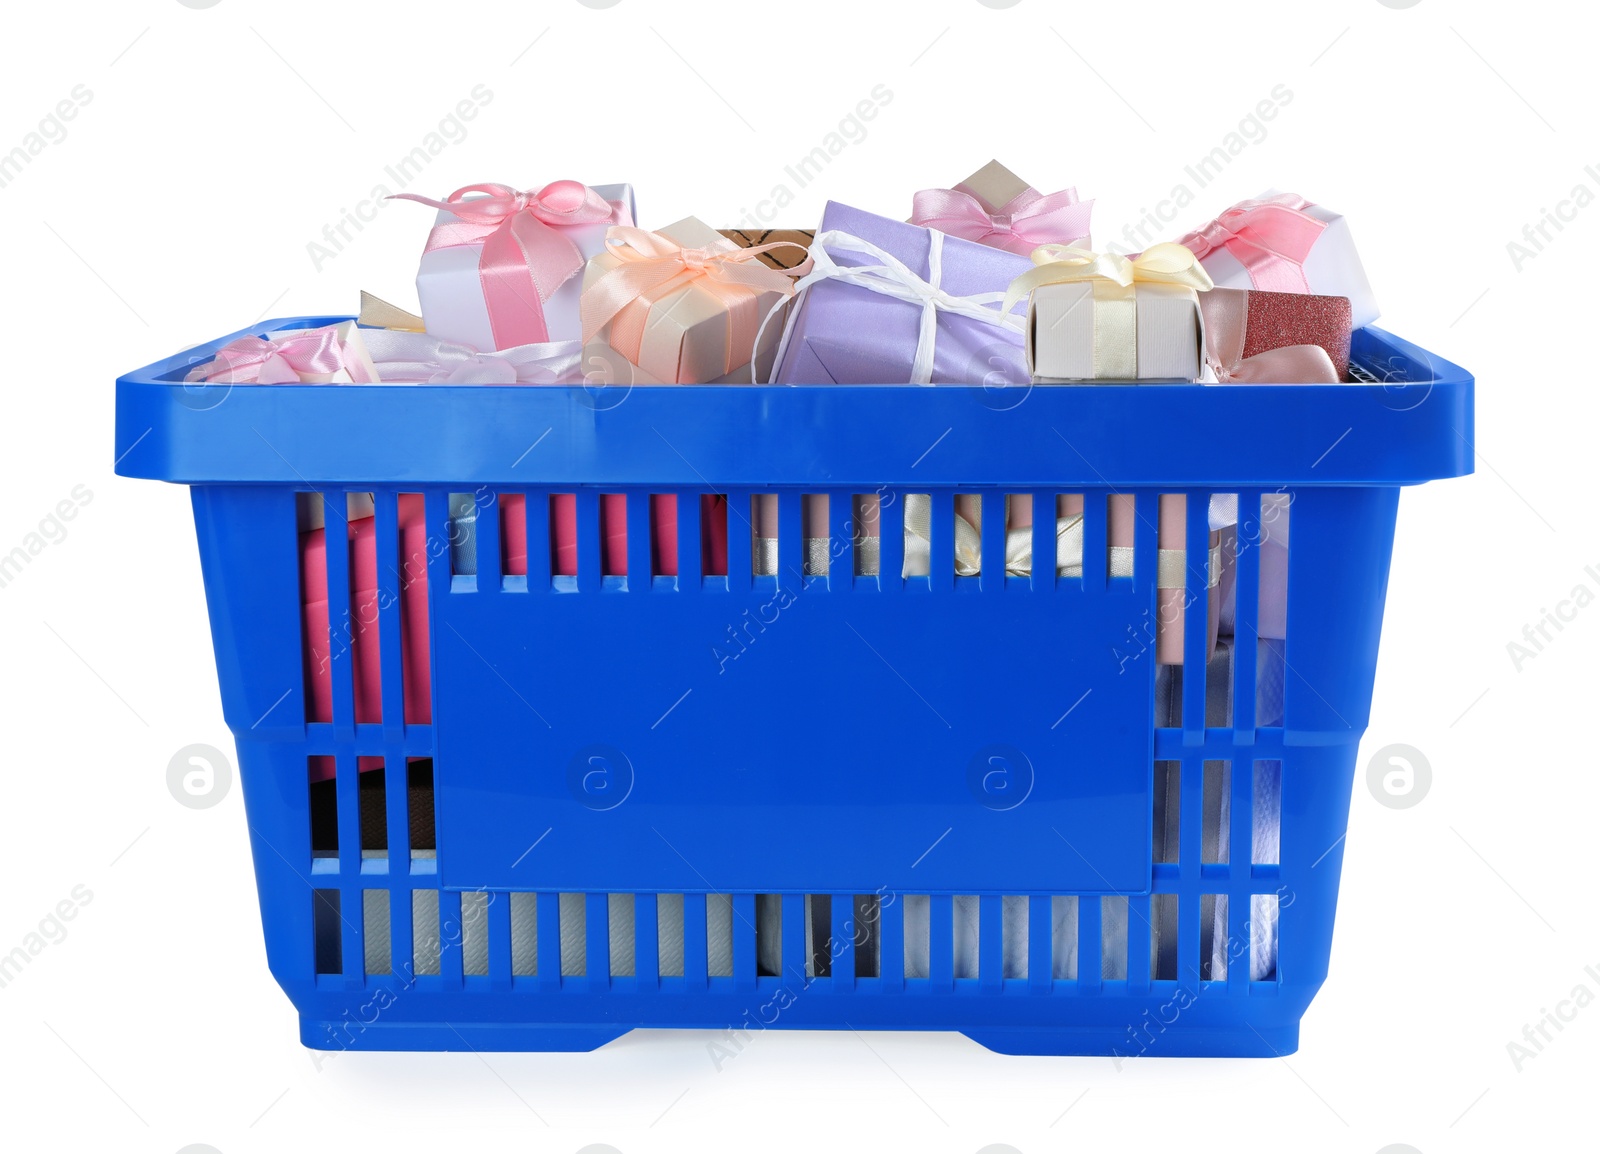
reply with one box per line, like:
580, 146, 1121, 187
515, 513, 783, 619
116, 318, 1472, 1057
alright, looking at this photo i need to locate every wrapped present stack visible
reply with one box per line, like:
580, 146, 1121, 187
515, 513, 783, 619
180, 164, 1384, 668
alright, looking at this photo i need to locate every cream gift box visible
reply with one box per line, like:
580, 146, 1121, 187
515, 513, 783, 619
1005, 244, 1212, 384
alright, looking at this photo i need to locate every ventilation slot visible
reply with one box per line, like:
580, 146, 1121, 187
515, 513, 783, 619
1153, 761, 1180, 864
853, 494, 881, 577
755, 895, 782, 977
359, 763, 386, 859
510, 892, 537, 975
1101, 896, 1129, 981
854, 894, 881, 978
1203, 761, 1230, 865
313, 890, 342, 975
610, 894, 636, 978
412, 891, 441, 976
560, 893, 586, 977
1202, 894, 1227, 981
1151, 893, 1177, 981
707, 894, 734, 978
309, 761, 337, 860
1258, 493, 1290, 726
804, 494, 830, 577
751, 494, 778, 578
460, 892, 489, 977
806, 895, 832, 978
1051, 895, 1078, 980
363, 891, 391, 975
657, 895, 685, 978
408, 758, 436, 858
902, 894, 929, 979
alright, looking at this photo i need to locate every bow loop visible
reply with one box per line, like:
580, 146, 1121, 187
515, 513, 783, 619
580, 227, 811, 346
1000, 242, 1211, 317
911, 184, 1093, 256
392, 180, 626, 348
1176, 193, 1324, 294
187, 324, 377, 385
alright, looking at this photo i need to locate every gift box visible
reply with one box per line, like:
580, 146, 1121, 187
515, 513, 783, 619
399, 181, 635, 352
1005, 244, 1212, 383
718, 228, 816, 270
582, 217, 808, 384
187, 321, 378, 384
771, 201, 1033, 385
911, 159, 1094, 254
1175, 191, 1378, 328
303, 495, 431, 782
1200, 287, 1349, 383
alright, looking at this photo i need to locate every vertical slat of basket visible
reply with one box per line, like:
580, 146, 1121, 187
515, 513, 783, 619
627, 491, 652, 589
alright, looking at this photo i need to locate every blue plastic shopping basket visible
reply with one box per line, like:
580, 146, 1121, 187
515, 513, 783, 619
115, 318, 1471, 1057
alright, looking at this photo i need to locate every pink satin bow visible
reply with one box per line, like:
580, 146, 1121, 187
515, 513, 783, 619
1177, 193, 1327, 294
1212, 344, 1340, 384
393, 181, 625, 348
188, 326, 376, 384
911, 184, 1093, 256
581, 227, 811, 371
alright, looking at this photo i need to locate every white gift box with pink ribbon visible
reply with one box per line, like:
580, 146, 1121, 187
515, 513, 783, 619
399, 181, 636, 353
1176, 190, 1379, 328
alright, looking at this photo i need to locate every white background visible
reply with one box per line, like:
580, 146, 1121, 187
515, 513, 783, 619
0, 1, 1593, 1151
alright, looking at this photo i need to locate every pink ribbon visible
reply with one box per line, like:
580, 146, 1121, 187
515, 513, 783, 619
1176, 193, 1327, 294
911, 184, 1093, 256
392, 181, 625, 348
188, 326, 376, 384
1212, 344, 1340, 384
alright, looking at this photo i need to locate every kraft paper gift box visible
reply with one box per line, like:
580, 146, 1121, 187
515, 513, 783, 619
1007, 244, 1211, 384
771, 200, 1034, 385
1175, 190, 1379, 329
401, 181, 636, 352
911, 159, 1094, 254
718, 228, 816, 270
582, 217, 809, 384
1199, 287, 1350, 382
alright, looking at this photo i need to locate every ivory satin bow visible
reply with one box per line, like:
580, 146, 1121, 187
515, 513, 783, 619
1002, 243, 1213, 380
392, 181, 624, 348
581, 227, 811, 376
1201, 286, 1340, 384
360, 329, 589, 385
187, 324, 377, 384
910, 184, 1093, 255
1176, 192, 1326, 294
761, 228, 1028, 385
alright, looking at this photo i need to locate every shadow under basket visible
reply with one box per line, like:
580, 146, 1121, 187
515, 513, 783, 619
115, 318, 1472, 1057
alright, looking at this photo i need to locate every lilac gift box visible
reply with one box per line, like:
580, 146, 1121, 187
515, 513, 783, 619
771, 201, 1033, 385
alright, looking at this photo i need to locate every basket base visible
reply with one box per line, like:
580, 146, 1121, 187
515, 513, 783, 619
962, 1023, 1299, 1059
301, 1018, 631, 1053
300, 1017, 1299, 1058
